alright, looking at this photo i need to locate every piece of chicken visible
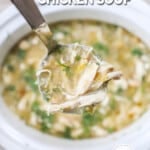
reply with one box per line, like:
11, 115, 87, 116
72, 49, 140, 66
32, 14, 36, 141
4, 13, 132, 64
37, 43, 122, 113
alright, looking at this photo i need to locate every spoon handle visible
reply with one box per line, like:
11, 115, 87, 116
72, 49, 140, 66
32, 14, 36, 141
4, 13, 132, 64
11, 0, 57, 53
11, 0, 45, 29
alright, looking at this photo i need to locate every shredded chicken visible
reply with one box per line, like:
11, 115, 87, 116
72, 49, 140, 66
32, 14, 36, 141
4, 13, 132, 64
37, 43, 121, 113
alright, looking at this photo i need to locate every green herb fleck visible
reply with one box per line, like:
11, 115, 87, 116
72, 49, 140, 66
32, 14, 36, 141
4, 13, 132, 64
116, 87, 124, 95
75, 55, 81, 61
106, 127, 116, 133
63, 66, 71, 75
82, 112, 94, 127
82, 111, 103, 127
93, 42, 109, 55
109, 99, 117, 110
31, 101, 40, 113
32, 101, 54, 122
63, 127, 72, 139
42, 92, 51, 102
53, 87, 61, 93
53, 28, 70, 35
7, 64, 14, 72
31, 101, 55, 132
62, 30, 70, 35
81, 110, 103, 138
131, 48, 143, 57
23, 67, 38, 92
40, 111, 55, 124
57, 61, 72, 76
5, 85, 16, 91
41, 122, 49, 132
17, 49, 26, 59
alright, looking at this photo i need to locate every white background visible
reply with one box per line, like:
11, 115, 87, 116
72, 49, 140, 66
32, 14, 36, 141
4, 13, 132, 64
0, 0, 150, 12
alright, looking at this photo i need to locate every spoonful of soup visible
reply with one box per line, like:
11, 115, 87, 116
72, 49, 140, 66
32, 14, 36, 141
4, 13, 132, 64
11, 0, 122, 113
37, 44, 122, 113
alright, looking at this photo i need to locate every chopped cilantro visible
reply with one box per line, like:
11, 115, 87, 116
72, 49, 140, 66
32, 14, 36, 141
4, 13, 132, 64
31, 101, 55, 132
63, 127, 72, 139
42, 91, 51, 102
53, 28, 70, 35
53, 87, 61, 93
39, 111, 55, 133
63, 66, 71, 75
116, 87, 124, 95
32, 101, 54, 122
81, 110, 103, 138
106, 127, 116, 133
109, 99, 117, 110
82, 112, 94, 127
93, 42, 109, 55
17, 49, 26, 59
75, 55, 81, 61
131, 48, 143, 57
82, 111, 103, 127
40, 111, 54, 124
23, 67, 38, 92
41, 122, 49, 132
5, 85, 16, 91
7, 64, 14, 72
62, 30, 70, 35
57, 61, 72, 76
31, 101, 40, 113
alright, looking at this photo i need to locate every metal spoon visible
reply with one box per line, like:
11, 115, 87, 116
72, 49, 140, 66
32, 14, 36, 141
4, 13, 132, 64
11, 0, 122, 113
40, 75, 120, 113
10, 0, 58, 56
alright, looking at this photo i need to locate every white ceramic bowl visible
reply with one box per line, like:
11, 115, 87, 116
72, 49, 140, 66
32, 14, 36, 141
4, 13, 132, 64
0, 1, 150, 150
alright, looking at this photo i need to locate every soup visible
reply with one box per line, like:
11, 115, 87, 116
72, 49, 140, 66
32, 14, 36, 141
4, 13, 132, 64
1, 20, 150, 139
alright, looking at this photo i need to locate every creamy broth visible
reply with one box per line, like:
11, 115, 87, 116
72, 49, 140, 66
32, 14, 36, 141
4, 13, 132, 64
1, 20, 150, 139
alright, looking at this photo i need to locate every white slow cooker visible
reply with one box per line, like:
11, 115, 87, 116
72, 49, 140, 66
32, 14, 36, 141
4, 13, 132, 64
0, 1, 150, 150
